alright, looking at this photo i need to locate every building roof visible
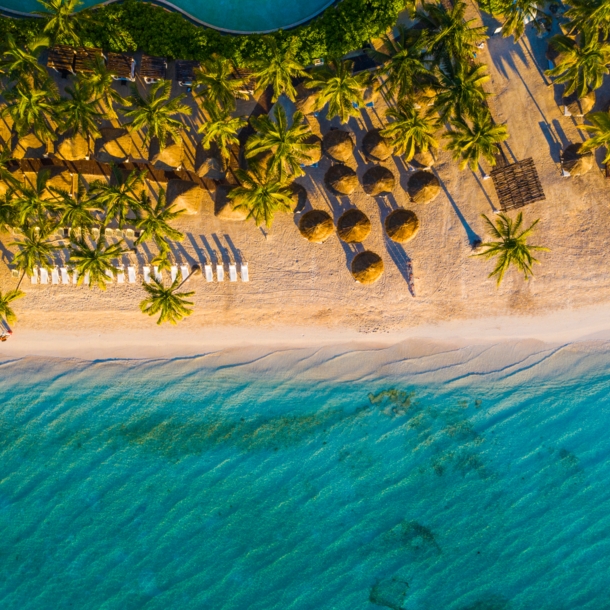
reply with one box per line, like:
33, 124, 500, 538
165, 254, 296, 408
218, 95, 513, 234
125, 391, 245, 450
490, 158, 545, 211
47, 45, 76, 73
106, 52, 135, 79
74, 47, 104, 73
175, 60, 200, 84
140, 54, 167, 80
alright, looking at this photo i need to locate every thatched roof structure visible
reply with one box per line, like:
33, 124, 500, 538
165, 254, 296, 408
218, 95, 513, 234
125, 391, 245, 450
195, 142, 224, 179
95, 128, 132, 163
295, 83, 318, 115
407, 170, 441, 204
489, 157, 545, 211
324, 164, 358, 195
385, 209, 419, 243
362, 165, 395, 196
107, 52, 135, 80
175, 60, 199, 86
351, 250, 384, 284
299, 209, 334, 243
47, 45, 76, 73
12, 133, 47, 159
562, 143, 593, 176
303, 134, 322, 165
215, 184, 248, 221
362, 129, 392, 162
140, 54, 167, 82
22, 168, 72, 198
412, 148, 435, 169
166, 180, 203, 215
74, 47, 104, 73
55, 132, 90, 161
322, 129, 354, 163
337, 208, 371, 243
290, 182, 308, 211
149, 137, 183, 170
563, 89, 595, 117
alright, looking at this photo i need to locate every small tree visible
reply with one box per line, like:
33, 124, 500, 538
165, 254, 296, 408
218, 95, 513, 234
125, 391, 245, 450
68, 237, 126, 290
140, 269, 199, 325
198, 101, 247, 165
500, 0, 551, 41
0, 35, 49, 83
194, 56, 249, 111
0, 289, 25, 325
35, 0, 85, 46
11, 169, 60, 227
10, 226, 59, 288
135, 188, 185, 251
76, 55, 126, 118
579, 110, 610, 162
53, 180, 100, 237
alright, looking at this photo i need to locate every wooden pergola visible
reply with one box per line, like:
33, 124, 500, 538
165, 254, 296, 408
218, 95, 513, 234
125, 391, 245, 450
74, 47, 105, 73
107, 52, 135, 81
489, 158, 545, 211
47, 46, 76, 74
175, 60, 199, 86
140, 54, 167, 83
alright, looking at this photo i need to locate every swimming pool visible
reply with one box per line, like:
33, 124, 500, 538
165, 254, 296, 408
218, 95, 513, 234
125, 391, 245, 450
0, 0, 335, 33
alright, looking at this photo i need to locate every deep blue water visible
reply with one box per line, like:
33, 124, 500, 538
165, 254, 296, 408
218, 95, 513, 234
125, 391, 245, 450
1, 348, 609, 609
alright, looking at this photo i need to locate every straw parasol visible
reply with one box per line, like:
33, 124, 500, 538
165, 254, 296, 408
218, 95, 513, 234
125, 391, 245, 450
12, 133, 47, 159
303, 134, 322, 165
298, 209, 334, 243
149, 137, 183, 170
362, 166, 395, 196
561, 143, 593, 176
215, 184, 249, 220
324, 164, 358, 195
351, 250, 384, 284
95, 128, 132, 163
295, 83, 318, 115
337, 208, 371, 243
166, 180, 204, 215
290, 182, 308, 211
322, 129, 354, 163
362, 129, 392, 162
195, 141, 224, 179
55, 132, 90, 161
563, 89, 595, 117
412, 148, 435, 169
407, 170, 441, 204
384, 209, 419, 243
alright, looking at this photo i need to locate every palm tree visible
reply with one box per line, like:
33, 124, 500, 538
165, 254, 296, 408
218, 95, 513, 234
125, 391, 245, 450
89, 166, 145, 228
0, 35, 49, 83
229, 165, 293, 228
139, 269, 199, 325
367, 26, 434, 101
76, 56, 126, 118
250, 38, 309, 102
245, 105, 315, 180
444, 111, 509, 170
501, 0, 551, 41
194, 55, 249, 111
53, 181, 100, 237
433, 59, 491, 120
0, 194, 16, 232
475, 213, 548, 285
307, 58, 370, 123
11, 170, 60, 227
381, 101, 439, 161
135, 188, 185, 250
35, 0, 84, 46
123, 81, 191, 150
417, 0, 487, 62
10, 226, 59, 287
564, 0, 610, 38
68, 237, 126, 290
0, 289, 24, 325
546, 28, 610, 97
579, 110, 610, 162
198, 101, 247, 165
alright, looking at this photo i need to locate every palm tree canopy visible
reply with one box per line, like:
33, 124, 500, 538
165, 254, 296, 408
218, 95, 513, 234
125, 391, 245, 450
444, 111, 509, 170
245, 105, 315, 179
0, 193, 17, 232
0, 289, 25, 325
11, 169, 60, 227
34, 0, 84, 45
306, 58, 370, 123
135, 188, 185, 250
381, 101, 439, 161
194, 55, 249, 110
546, 29, 610, 97
198, 101, 247, 161
139, 276, 195, 325
500, 0, 551, 40
0, 34, 49, 83
56, 81, 104, 141
68, 236, 126, 290
10, 226, 58, 275
53, 181, 101, 235
76, 55, 126, 117
579, 110, 610, 163
564, 0, 610, 37
475, 212, 548, 285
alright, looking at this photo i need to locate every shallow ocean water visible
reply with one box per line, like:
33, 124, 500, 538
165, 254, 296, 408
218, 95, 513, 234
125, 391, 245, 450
1, 345, 610, 609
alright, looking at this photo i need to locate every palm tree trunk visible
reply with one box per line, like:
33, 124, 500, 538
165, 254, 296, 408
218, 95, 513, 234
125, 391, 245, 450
176, 264, 201, 289
15, 270, 26, 291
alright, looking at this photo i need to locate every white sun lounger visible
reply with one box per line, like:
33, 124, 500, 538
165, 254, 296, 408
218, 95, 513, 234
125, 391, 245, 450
204, 264, 213, 282
51, 267, 60, 285
128, 265, 136, 284
30, 266, 39, 285
73, 269, 79, 284
116, 266, 125, 284
154, 266, 163, 282
106, 269, 114, 283
171, 265, 178, 282
143, 266, 151, 283
216, 263, 224, 282
40, 268, 49, 285
241, 262, 249, 282
181, 264, 190, 282
229, 263, 237, 282
60, 267, 70, 285
84, 271, 90, 286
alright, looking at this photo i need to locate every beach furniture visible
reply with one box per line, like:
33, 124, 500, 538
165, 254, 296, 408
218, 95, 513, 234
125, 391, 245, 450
104, 228, 114, 238
154, 266, 163, 282
204, 264, 213, 282
128, 266, 136, 284
73, 269, 79, 284
84, 271, 90, 286
229, 263, 237, 282
176, 59, 200, 87
241, 262, 249, 282
40, 268, 49, 285
106, 269, 114, 282
171, 265, 178, 282
30, 266, 39, 285
92, 227, 100, 238
125, 229, 135, 240
61, 267, 70, 284
143, 266, 151, 283
11, 269, 19, 278
181, 264, 190, 282
117, 266, 125, 284
216, 263, 224, 282
51, 267, 60, 285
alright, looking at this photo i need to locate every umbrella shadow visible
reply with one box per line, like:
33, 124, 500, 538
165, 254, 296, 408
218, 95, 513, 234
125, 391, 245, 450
185, 233, 209, 266
223, 234, 242, 263
339, 239, 364, 273
552, 118, 571, 149
539, 120, 562, 162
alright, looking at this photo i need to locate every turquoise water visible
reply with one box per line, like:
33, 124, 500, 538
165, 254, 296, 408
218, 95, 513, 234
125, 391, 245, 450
1, 346, 610, 609
0, 0, 333, 33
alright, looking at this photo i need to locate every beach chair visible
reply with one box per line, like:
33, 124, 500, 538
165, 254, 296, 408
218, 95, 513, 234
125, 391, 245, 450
128, 265, 137, 284
106, 269, 114, 283
73, 269, 79, 284
117, 266, 125, 284
204, 264, 213, 282
104, 228, 114, 238
11, 269, 19, 278
30, 266, 39, 285
181, 264, 190, 282
229, 263, 237, 282
216, 263, 224, 282
84, 271, 90, 286
51, 267, 60, 285
154, 266, 163, 282
241, 262, 249, 282
171, 265, 178, 283
61, 267, 70, 285
143, 265, 151, 283
125, 229, 135, 240
40, 268, 49, 285
92, 227, 100, 238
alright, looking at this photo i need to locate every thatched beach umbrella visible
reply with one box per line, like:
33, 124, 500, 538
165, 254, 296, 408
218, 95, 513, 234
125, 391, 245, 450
303, 134, 322, 165
362, 166, 395, 196
351, 250, 384, 284
149, 137, 183, 170
412, 148, 435, 169
166, 180, 204, 215
95, 128, 132, 163
295, 83, 318, 115
322, 129, 354, 163
299, 209, 334, 243
407, 170, 441, 204
362, 129, 392, 162
563, 89, 595, 117
324, 164, 358, 195
290, 182, 308, 211
561, 143, 593, 176
385, 209, 420, 243
195, 142, 224, 179
55, 132, 90, 161
12, 133, 47, 159
337, 208, 371, 243
215, 184, 248, 220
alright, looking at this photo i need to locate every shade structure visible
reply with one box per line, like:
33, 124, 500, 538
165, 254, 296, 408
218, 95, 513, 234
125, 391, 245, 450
55, 132, 89, 161
563, 89, 595, 117
362, 166, 395, 196
385, 208, 419, 243
215, 184, 249, 221
322, 129, 354, 163
149, 137, 183, 170
295, 83, 318, 115
298, 209, 334, 243
324, 164, 358, 195
195, 142, 224, 180
351, 250, 384, 284
489, 157, 545, 211
140, 54, 167, 81
337, 208, 371, 243
107, 52, 135, 80
12, 133, 47, 159
166, 180, 204, 215
290, 182, 308, 211
303, 134, 322, 165
561, 143, 593, 176
412, 148, 435, 169
95, 128, 132, 163
407, 170, 441, 204
74, 47, 104, 73
362, 129, 392, 162
175, 60, 200, 86
47, 45, 76, 73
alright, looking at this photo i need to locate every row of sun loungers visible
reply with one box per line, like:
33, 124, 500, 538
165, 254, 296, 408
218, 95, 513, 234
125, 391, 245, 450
28, 263, 249, 285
